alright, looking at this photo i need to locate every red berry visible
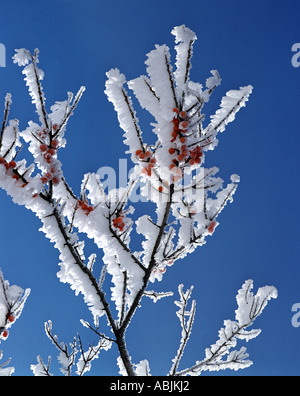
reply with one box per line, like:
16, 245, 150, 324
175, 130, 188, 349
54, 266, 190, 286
0, 157, 5, 164
52, 177, 59, 185
180, 121, 189, 129
52, 124, 59, 131
179, 111, 187, 119
40, 144, 47, 152
7, 314, 15, 323
9, 161, 16, 168
44, 154, 53, 164
136, 149, 142, 156
208, 221, 216, 234
173, 107, 179, 114
169, 148, 176, 154
41, 173, 51, 183
158, 186, 163, 193
2, 330, 8, 338
51, 140, 59, 148
47, 148, 56, 156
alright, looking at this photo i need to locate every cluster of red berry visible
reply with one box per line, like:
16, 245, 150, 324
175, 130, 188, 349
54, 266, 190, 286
0, 313, 15, 340
112, 214, 125, 232
135, 149, 165, 193
40, 141, 58, 164
0, 158, 16, 169
40, 168, 59, 185
171, 108, 189, 142
135, 149, 156, 177
76, 199, 94, 216
38, 125, 61, 185
189, 145, 203, 165
168, 108, 203, 177
0, 157, 28, 187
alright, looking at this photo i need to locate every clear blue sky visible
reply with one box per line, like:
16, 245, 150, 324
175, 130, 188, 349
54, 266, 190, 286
0, 0, 299, 376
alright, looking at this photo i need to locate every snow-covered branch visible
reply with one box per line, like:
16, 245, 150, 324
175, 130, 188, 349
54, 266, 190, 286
174, 280, 277, 375
30, 320, 112, 376
0, 24, 277, 376
170, 285, 196, 375
0, 268, 30, 376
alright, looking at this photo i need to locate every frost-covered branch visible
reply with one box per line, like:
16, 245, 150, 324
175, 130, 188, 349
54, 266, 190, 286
30, 355, 52, 376
144, 290, 173, 303
30, 320, 112, 376
174, 280, 277, 375
0, 25, 277, 376
44, 320, 77, 376
0, 351, 14, 377
169, 285, 196, 376
0, 268, 30, 376
0, 268, 30, 341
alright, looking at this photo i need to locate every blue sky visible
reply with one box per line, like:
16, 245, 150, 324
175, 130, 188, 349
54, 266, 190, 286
0, 0, 300, 376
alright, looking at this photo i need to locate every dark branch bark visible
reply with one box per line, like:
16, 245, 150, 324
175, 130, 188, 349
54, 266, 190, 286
119, 184, 174, 334
50, 201, 137, 376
